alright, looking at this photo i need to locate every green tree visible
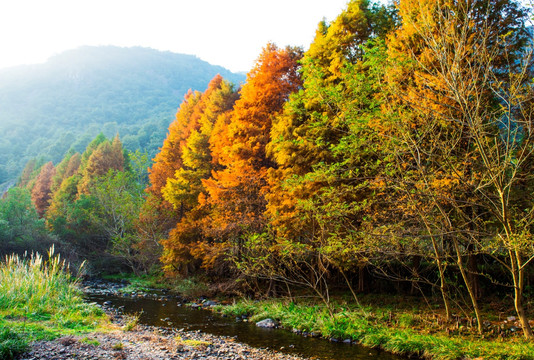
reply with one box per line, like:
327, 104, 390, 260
260, 1, 396, 301
0, 187, 52, 254
89, 170, 145, 272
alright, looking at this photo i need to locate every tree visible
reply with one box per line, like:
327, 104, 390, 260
89, 170, 144, 273
159, 76, 240, 274
0, 187, 51, 254
162, 76, 239, 210
386, 0, 533, 337
147, 90, 202, 201
78, 136, 125, 194
202, 44, 302, 248
266, 0, 396, 240
51, 151, 81, 193
262, 0, 396, 300
31, 161, 56, 217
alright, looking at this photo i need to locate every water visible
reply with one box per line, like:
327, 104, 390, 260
86, 292, 404, 360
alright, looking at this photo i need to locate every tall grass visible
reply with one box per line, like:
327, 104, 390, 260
0, 248, 84, 318
0, 248, 107, 358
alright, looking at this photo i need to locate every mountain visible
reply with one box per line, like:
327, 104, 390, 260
0, 46, 246, 190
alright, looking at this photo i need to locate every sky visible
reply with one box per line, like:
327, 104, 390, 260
0, 0, 350, 73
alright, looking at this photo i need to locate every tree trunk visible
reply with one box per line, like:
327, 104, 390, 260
358, 265, 366, 293
453, 238, 483, 334
429, 234, 451, 322
467, 245, 481, 299
511, 250, 534, 339
410, 255, 421, 295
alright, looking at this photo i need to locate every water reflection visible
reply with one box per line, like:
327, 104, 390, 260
87, 294, 403, 360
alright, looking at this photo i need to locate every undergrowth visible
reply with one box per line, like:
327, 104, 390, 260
216, 299, 534, 360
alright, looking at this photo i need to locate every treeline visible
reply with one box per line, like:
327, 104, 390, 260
4, 134, 151, 271
4, 0, 534, 340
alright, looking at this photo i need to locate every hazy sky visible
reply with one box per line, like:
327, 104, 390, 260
0, 0, 350, 73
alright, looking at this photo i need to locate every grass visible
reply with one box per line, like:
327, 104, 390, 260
105, 272, 210, 298
79, 337, 100, 346
112, 342, 124, 350
0, 248, 108, 359
122, 312, 141, 331
103, 272, 168, 294
0, 326, 27, 360
175, 336, 211, 348
215, 298, 534, 360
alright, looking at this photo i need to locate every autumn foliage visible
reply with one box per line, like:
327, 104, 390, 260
11, 0, 534, 341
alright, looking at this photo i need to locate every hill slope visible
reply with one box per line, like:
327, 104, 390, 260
0, 46, 245, 189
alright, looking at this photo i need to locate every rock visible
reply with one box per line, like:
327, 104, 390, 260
507, 316, 517, 322
203, 300, 218, 307
103, 301, 112, 306
255, 318, 277, 328
343, 339, 352, 344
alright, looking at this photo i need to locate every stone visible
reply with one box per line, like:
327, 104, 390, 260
255, 318, 277, 328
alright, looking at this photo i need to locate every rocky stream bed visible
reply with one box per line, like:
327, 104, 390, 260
16, 280, 309, 360
17, 279, 403, 360
18, 310, 308, 360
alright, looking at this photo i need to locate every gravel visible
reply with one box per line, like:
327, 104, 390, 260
17, 316, 308, 360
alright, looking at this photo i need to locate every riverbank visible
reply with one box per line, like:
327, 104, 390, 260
17, 311, 308, 360
92, 274, 534, 360
216, 299, 534, 360
0, 252, 107, 359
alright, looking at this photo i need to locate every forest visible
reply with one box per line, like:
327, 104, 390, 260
2, 0, 534, 351
0, 46, 245, 191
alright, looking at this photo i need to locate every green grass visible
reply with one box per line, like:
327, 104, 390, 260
0, 249, 108, 358
79, 337, 100, 346
175, 336, 211, 348
103, 272, 168, 294
216, 299, 534, 360
104, 272, 210, 298
0, 325, 28, 360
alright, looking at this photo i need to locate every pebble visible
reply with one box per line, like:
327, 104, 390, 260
18, 317, 308, 360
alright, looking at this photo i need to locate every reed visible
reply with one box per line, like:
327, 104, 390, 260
0, 248, 106, 359
0, 247, 82, 317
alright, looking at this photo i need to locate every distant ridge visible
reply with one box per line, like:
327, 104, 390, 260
0, 46, 246, 189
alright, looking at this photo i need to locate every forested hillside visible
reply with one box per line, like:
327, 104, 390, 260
0, 46, 245, 190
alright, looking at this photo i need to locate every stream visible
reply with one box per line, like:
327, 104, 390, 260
86, 288, 404, 360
